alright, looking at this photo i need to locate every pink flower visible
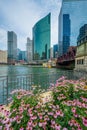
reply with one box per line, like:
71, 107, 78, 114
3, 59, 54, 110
39, 122, 43, 127
56, 110, 60, 116
0, 126, 2, 130
74, 113, 79, 118
32, 122, 37, 127
71, 107, 76, 113
20, 128, 24, 130
48, 112, 54, 116
82, 103, 86, 108
77, 126, 82, 130
44, 115, 49, 121
17, 118, 21, 124
55, 124, 61, 130
17, 95, 21, 99
54, 114, 57, 118
27, 120, 33, 127
10, 117, 16, 122
82, 117, 87, 127
26, 126, 33, 130
30, 116, 37, 120
30, 113, 33, 117
3, 118, 10, 124
63, 128, 68, 130
51, 120, 56, 125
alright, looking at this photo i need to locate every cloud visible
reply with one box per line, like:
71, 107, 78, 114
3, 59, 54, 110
0, 0, 61, 50
0, 28, 7, 50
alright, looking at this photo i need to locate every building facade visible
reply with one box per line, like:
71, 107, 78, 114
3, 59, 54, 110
17, 48, 21, 61
33, 13, 51, 60
0, 50, 7, 63
58, 0, 87, 56
17, 49, 26, 61
50, 47, 53, 59
26, 37, 33, 62
7, 31, 17, 64
20, 51, 26, 61
75, 24, 87, 72
63, 14, 71, 54
53, 44, 58, 58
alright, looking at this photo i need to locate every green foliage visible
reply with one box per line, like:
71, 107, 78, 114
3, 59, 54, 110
68, 84, 74, 100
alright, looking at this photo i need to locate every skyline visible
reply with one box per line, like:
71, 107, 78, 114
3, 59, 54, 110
0, 0, 61, 50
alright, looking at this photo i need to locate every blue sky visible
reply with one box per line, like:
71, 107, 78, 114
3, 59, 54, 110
0, 0, 61, 50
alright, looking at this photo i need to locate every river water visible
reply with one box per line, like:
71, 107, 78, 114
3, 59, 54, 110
0, 65, 75, 104
0, 65, 60, 76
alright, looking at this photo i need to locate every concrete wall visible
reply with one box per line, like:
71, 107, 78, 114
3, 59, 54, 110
75, 42, 87, 72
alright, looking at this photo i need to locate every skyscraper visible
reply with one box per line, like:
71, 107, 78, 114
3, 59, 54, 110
26, 37, 33, 62
7, 31, 17, 64
53, 44, 58, 58
63, 14, 71, 54
58, 0, 87, 56
33, 13, 51, 60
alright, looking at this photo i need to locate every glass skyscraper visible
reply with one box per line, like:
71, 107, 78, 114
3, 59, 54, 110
53, 44, 58, 58
59, 0, 87, 56
63, 14, 71, 54
33, 13, 51, 60
7, 31, 17, 64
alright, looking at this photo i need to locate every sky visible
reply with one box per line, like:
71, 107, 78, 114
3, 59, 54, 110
0, 0, 61, 50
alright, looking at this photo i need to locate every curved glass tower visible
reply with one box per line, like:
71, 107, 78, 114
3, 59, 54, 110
59, 0, 87, 56
33, 13, 51, 60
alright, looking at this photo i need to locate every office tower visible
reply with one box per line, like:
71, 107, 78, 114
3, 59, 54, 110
63, 14, 71, 54
33, 13, 51, 60
53, 44, 58, 58
20, 51, 26, 61
50, 47, 53, 59
17, 48, 21, 61
26, 37, 33, 62
75, 24, 87, 71
7, 31, 17, 64
58, 0, 87, 56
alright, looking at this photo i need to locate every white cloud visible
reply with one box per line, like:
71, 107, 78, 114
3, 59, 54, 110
0, 0, 61, 50
0, 28, 7, 50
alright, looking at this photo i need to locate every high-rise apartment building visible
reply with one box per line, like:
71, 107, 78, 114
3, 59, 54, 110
33, 13, 51, 60
26, 37, 33, 62
7, 31, 17, 64
58, 0, 87, 56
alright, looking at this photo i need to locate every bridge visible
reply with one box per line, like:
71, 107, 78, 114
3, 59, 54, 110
56, 46, 76, 69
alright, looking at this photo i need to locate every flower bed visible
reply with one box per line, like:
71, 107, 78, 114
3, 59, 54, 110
0, 76, 87, 130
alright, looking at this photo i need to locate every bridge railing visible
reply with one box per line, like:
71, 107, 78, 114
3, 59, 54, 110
0, 70, 86, 105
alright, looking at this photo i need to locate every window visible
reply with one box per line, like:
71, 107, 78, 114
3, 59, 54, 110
77, 59, 84, 65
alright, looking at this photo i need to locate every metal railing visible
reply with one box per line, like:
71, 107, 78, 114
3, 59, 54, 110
0, 70, 87, 105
